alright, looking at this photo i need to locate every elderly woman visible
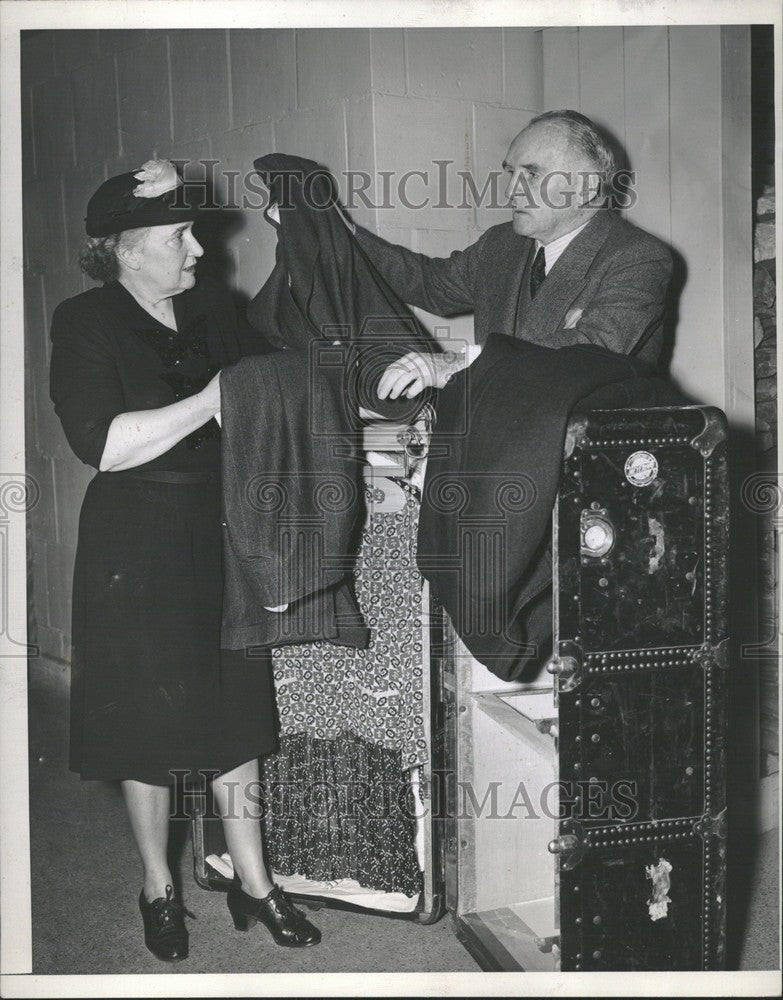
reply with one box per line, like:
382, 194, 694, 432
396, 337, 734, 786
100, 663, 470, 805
49, 160, 320, 960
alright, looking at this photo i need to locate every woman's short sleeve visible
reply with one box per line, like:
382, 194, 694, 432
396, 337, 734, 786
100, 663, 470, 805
49, 296, 126, 469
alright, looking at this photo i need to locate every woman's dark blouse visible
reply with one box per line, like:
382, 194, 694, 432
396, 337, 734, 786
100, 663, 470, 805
49, 276, 267, 471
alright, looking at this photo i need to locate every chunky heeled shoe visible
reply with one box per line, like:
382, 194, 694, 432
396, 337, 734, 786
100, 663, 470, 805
138, 884, 190, 961
227, 874, 321, 948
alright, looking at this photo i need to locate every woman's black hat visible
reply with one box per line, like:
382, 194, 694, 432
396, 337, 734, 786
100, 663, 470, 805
85, 160, 200, 237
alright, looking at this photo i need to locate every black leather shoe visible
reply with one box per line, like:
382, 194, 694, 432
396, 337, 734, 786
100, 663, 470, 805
227, 874, 321, 947
138, 884, 190, 961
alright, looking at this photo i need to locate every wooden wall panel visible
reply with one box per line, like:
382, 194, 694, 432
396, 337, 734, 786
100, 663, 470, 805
578, 27, 625, 161
667, 26, 725, 407
542, 28, 579, 112
622, 26, 671, 243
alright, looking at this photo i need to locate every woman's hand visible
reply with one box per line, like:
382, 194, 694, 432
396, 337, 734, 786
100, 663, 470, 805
200, 368, 222, 417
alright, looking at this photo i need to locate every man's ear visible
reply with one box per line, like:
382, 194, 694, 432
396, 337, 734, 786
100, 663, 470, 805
578, 169, 603, 207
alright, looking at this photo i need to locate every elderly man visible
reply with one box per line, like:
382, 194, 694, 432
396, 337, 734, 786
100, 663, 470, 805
348, 110, 672, 399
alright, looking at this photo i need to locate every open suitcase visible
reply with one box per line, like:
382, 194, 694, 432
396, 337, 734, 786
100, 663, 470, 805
192, 404, 729, 971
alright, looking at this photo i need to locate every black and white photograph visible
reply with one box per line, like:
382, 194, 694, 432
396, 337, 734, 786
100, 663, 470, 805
0, 0, 780, 995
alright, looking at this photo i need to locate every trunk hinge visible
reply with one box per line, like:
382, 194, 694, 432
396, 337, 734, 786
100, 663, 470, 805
547, 640, 583, 692
536, 933, 560, 954
535, 717, 558, 737
547, 819, 586, 870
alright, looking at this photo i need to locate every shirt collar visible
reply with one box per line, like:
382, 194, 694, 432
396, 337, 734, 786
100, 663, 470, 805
536, 219, 591, 274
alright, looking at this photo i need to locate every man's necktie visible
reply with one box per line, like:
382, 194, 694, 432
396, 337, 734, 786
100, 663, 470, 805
530, 245, 546, 299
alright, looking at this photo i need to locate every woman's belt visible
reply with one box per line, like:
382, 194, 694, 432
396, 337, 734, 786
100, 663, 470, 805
106, 468, 220, 484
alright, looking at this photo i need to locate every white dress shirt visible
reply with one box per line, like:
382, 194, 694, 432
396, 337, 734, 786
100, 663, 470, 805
461, 219, 591, 367
536, 219, 590, 275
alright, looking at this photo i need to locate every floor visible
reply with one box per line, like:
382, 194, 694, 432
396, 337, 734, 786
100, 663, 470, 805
25, 667, 780, 976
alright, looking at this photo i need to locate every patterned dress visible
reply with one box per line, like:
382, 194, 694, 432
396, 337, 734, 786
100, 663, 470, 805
262, 479, 427, 895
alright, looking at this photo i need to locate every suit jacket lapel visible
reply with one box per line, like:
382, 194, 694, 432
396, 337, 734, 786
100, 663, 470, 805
520, 210, 619, 340
506, 236, 535, 336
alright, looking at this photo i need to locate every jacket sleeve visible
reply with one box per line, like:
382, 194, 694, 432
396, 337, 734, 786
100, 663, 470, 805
354, 225, 488, 317
197, 274, 277, 359
49, 297, 126, 469
547, 243, 672, 361
237, 307, 277, 357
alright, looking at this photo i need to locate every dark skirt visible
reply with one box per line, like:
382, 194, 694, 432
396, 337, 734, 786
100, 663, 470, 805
69, 473, 277, 784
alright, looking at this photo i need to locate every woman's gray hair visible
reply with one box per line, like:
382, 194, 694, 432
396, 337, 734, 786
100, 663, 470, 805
528, 109, 617, 179
78, 227, 150, 283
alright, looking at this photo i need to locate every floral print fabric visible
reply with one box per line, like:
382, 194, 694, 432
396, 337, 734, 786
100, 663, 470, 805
261, 732, 423, 897
270, 480, 428, 770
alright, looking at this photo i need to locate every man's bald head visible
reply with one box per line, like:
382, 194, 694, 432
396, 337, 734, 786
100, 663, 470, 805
519, 110, 617, 179
503, 110, 617, 243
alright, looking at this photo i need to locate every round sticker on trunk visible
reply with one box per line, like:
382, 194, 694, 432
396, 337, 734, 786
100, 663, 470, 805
624, 450, 658, 486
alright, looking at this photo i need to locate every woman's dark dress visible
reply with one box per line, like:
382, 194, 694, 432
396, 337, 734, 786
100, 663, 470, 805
49, 276, 277, 784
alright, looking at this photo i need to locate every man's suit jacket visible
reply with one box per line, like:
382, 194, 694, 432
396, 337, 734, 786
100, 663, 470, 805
354, 209, 672, 366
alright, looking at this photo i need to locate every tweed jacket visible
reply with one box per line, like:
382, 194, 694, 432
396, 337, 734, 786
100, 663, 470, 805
354, 209, 672, 367
219, 349, 370, 651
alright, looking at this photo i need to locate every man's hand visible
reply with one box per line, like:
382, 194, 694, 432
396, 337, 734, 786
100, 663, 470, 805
376, 350, 467, 399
